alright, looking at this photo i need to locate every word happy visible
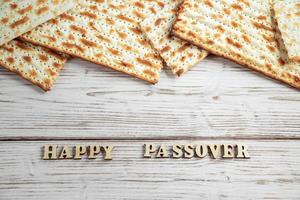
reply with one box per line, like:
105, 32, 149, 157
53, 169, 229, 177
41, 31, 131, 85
43, 145, 114, 160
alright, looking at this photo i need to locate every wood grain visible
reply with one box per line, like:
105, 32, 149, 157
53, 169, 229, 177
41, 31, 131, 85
0, 140, 299, 200
0, 56, 300, 139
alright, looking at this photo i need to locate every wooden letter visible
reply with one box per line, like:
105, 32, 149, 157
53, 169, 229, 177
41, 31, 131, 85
144, 143, 156, 158
88, 145, 101, 159
59, 145, 73, 159
172, 144, 183, 158
43, 145, 58, 160
102, 145, 114, 160
223, 144, 234, 158
156, 145, 168, 158
208, 144, 220, 159
184, 144, 194, 158
195, 144, 208, 158
236, 144, 250, 158
74, 145, 86, 160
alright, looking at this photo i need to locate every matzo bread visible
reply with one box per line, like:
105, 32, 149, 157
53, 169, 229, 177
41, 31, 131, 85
172, 0, 300, 89
0, 39, 67, 91
0, 0, 77, 46
140, 0, 208, 76
272, 0, 300, 62
21, 0, 163, 83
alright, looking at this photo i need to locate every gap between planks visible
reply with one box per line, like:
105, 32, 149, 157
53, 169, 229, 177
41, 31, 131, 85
1, 135, 300, 141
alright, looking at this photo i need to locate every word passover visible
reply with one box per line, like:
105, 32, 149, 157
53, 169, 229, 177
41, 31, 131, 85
144, 144, 250, 159
43, 143, 250, 160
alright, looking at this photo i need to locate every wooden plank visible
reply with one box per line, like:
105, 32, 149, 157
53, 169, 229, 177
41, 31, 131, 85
0, 140, 299, 199
0, 56, 300, 139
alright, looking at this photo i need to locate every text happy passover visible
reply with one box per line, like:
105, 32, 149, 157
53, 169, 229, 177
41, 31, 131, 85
43, 143, 250, 160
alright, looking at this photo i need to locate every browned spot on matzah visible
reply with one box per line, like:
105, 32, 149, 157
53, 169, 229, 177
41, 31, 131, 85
130, 27, 142, 34
49, 18, 59, 24
176, 69, 184, 76
29, 69, 37, 77
89, 5, 98, 10
149, 7, 156, 14
70, 25, 87, 35
231, 21, 239, 28
116, 31, 127, 39
134, 2, 145, 8
62, 42, 85, 53
45, 68, 56, 76
257, 15, 267, 20
143, 69, 156, 77
238, 0, 250, 6
68, 34, 75, 40
157, 1, 165, 8
223, 8, 230, 15
137, 39, 150, 47
36, 6, 49, 15
55, 30, 63, 36
105, 18, 115, 25
242, 35, 251, 43
252, 22, 274, 32
226, 38, 242, 48
6, 57, 14, 63
15, 41, 32, 50
161, 46, 171, 53
278, 58, 285, 66
1, 45, 14, 52
267, 45, 276, 52
231, 3, 243, 10
1, 18, 9, 24
133, 10, 145, 19
136, 58, 154, 68
215, 25, 225, 33
10, 16, 29, 28
121, 61, 133, 68
10, 3, 17, 9
38, 54, 49, 62
37, 0, 47, 5
96, 34, 110, 42
204, 0, 213, 8
155, 18, 163, 26
41, 35, 57, 42
43, 78, 51, 86
95, 53, 103, 58
53, 62, 62, 69
116, 14, 134, 23
177, 44, 190, 52
263, 34, 275, 43
18, 5, 33, 15
60, 13, 75, 21
80, 11, 97, 19
80, 38, 97, 47
22, 56, 32, 63
108, 48, 120, 56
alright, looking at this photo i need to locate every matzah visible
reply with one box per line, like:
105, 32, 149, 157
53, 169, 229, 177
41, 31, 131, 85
140, 0, 208, 76
21, 0, 164, 83
0, 39, 67, 91
173, 0, 300, 89
272, 0, 300, 62
0, 0, 77, 46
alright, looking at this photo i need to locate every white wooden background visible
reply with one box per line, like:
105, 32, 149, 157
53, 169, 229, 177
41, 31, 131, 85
0, 56, 300, 199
